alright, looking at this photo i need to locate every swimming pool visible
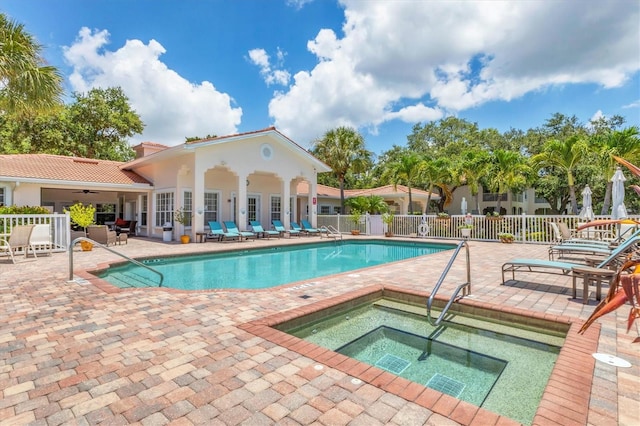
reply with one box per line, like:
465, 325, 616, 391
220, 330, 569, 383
268, 289, 569, 426
97, 240, 454, 290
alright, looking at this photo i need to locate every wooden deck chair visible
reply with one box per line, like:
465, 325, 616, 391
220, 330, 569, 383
1, 225, 36, 263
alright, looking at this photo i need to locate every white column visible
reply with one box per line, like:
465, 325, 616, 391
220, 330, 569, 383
282, 176, 292, 229
237, 173, 248, 230
193, 159, 205, 236
308, 178, 317, 227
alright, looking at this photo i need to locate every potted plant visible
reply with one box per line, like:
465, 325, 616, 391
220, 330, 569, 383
486, 211, 502, 221
349, 210, 362, 235
458, 224, 473, 238
65, 202, 96, 251
437, 212, 450, 220
174, 207, 192, 244
382, 212, 394, 237
498, 232, 515, 243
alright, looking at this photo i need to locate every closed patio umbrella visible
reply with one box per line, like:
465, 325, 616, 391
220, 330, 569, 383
611, 167, 628, 220
461, 197, 467, 215
579, 185, 594, 221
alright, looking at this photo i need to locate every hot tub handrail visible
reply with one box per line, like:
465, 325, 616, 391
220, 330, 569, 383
427, 240, 470, 326
68, 236, 164, 287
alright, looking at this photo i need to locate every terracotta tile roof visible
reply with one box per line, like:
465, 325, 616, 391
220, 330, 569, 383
0, 154, 151, 186
296, 182, 439, 199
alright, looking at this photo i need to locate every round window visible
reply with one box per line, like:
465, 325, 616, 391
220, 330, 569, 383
260, 143, 273, 160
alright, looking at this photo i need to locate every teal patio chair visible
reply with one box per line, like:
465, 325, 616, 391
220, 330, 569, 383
272, 220, 300, 237
223, 221, 256, 241
208, 221, 239, 241
300, 219, 321, 236
249, 221, 280, 239
502, 233, 640, 284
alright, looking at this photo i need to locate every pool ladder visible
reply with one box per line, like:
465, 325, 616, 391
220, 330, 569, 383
67, 236, 164, 287
426, 240, 471, 326
321, 225, 342, 242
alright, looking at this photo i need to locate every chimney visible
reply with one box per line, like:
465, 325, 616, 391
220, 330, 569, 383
132, 142, 169, 159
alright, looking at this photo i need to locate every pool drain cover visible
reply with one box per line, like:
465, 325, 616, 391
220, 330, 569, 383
375, 354, 410, 375
427, 373, 465, 398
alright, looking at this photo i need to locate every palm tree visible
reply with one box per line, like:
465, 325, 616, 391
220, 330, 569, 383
457, 148, 491, 214
420, 157, 452, 213
531, 136, 588, 214
0, 13, 63, 113
313, 127, 372, 214
486, 150, 531, 213
595, 127, 640, 214
381, 152, 425, 214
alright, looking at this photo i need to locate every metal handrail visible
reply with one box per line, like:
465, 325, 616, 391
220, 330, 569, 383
426, 240, 471, 326
321, 225, 343, 240
68, 237, 164, 287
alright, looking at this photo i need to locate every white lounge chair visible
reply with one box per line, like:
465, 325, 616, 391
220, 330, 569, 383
29, 224, 53, 256
1, 225, 36, 263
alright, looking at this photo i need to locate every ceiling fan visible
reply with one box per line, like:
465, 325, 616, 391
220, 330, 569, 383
72, 189, 100, 194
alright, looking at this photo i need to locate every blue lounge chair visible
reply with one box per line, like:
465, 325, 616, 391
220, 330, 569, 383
502, 233, 639, 284
223, 221, 256, 241
300, 219, 321, 236
290, 222, 308, 235
272, 220, 300, 237
548, 229, 640, 260
249, 221, 280, 239
208, 221, 239, 241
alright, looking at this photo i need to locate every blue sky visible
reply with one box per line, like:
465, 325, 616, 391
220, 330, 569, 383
2, 0, 639, 155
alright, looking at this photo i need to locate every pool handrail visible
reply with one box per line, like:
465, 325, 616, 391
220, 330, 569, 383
426, 240, 471, 326
67, 236, 164, 287
320, 225, 342, 240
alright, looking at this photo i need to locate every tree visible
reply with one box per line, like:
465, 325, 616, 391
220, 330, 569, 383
486, 150, 531, 213
457, 148, 491, 214
0, 13, 63, 114
345, 195, 388, 214
312, 127, 372, 214
531, 136, 588, 215
381, 151, 425, 214
419, 157, 454, 213
594, 126, 640, 214
0, 86, 144, 161
65, 87, 144, 161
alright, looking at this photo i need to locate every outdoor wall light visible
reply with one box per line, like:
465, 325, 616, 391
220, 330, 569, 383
240, 208, 246, 215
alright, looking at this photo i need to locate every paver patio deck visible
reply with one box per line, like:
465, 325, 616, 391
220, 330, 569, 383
0, 235, 638, 425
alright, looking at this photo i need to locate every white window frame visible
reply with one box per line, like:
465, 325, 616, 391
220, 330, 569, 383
155, 191, 175, 227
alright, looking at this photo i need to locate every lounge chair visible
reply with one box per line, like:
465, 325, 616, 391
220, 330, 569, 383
300, 219, 321, 236
272, 220, 301, 237
249, 221, 280, 239
1, 224, 36, 263
291, 222, 308, 235
502, 233, 639, 284
207, 221, 239, 241
223, 221, 256, 241
548, 229, 640, 260
29, 224, 53, 256
87, 225, 117, 246
549, 222, 609, 246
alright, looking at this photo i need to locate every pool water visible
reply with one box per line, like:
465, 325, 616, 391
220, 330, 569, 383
97, 240, 453, 290
282, 299, 564, 425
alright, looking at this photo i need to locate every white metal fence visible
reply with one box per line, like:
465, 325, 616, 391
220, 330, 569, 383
1, 213, 71, 254
317, 214, 640, 244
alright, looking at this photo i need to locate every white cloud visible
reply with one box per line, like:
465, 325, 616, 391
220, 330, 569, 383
248, 48, 291, 86
268, 0, 640, 146
63, 28, 242, 146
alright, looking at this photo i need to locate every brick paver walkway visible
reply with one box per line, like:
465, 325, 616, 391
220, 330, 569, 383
1, 236, 638, 425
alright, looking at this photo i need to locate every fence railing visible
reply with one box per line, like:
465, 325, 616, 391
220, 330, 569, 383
1, 213, 71, 253
317, 214, 640, 244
